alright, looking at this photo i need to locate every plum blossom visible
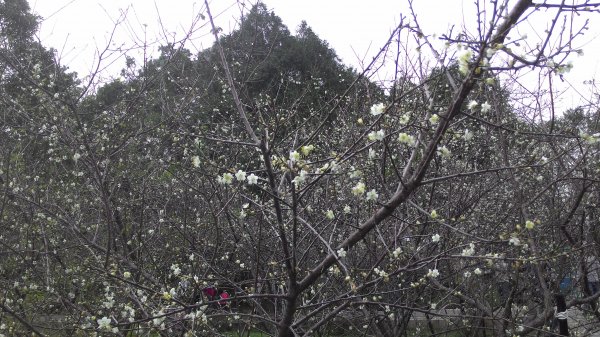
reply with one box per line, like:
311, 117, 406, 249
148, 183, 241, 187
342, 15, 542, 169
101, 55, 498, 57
427, 268, 440, 278
463, 129, 474, 141
246, 173, 258, 185
557, 61, 573, 74
153, 313, 165, 326
431, 234, 441, 242
348, 167, 362, 179
218, 172, 234, 185
398, 132, 415, 146
235, 170, 246, 181
97, 317, 112, 330
580, 131, 599, 144
162, 291, 172, 301
374, 267, 389, 280
467, 100, 478, 110
525, 220, 535, 230
192, 156, 200, 167
368, 148, 377, 160
429, 114, 440, 124
481, 101, 491, 113
103, 295, 115, 309
300, 144, 315, 156
366, 189, 378, 201
352, 182, 366, 196
461, 243, 475, 256
289, 150, 300, 162
437, 146, 451, 158
399, 114, 410, 125
370, 103, 385, 116
337, 248, 347, 257
392, 247, 402, 258
292, 170, 307, 188
368, 129, 385, 141
325, 210, 335, 220
458, 49, 473, 75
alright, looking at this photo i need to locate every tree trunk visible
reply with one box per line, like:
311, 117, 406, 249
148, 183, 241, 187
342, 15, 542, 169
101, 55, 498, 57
555, 293, 569, 336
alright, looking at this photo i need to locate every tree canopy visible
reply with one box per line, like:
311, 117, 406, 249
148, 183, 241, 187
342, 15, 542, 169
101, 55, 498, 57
1, 1, 600, 336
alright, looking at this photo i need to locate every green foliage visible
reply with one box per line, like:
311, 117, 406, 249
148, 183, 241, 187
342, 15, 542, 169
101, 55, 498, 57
0, 0, 38, 48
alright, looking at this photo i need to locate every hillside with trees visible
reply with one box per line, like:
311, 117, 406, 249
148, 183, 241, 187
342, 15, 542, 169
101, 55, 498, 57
1, 0, 600, 336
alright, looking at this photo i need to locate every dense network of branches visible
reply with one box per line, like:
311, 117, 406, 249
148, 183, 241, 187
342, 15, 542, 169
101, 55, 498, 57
1, 0, 600, 336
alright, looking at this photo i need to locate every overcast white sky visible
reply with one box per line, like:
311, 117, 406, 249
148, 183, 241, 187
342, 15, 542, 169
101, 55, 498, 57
28, 0, 424, 75
27, 0, 600, 112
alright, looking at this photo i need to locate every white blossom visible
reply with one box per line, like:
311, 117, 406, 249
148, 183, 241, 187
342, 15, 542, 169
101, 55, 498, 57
247, 173, 258, 185
398, 132, 416, 146
399, 114, 410, 125
368, 129, 385, 141
235, 170, 247, 181
292, 170, 307, 188
171, 264, 181, 276
427, 269, 440, 278
370, 103, 385, 116
481, 101, 491, 113
461, 243, 475, 256
218, 173, 234, 185
368, 148, 377, 160
366, 189, 378, 201
437, 146, 451, 158
509, 237, 521, 246
300, 144, 315, 156
97, 317, 112, 330
352, 182, 366, 196
525, 220, 535, 230
429, 114, 440, 124
289, 151, 300, 162
192, 156, 200, 167
463, 129, 474, 141
458, 49, 473, 75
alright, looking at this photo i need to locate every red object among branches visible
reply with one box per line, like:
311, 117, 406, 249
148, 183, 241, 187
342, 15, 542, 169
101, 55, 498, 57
202, 286, 217, 298
219, 291, 230, 307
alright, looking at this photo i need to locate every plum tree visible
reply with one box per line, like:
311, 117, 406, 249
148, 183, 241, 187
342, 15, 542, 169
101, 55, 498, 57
1, 0, 600, 336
